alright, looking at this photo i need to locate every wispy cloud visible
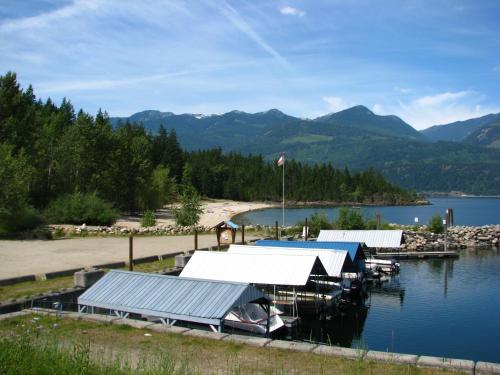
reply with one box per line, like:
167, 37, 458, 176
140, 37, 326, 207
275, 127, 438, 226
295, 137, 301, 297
0, 0, 102, 32
414, 91, 471, 107
372, 104, 384, 114
212, 0, 291, 69
280, 6, 305, 17
494, 65, 500, 72
394, 87, 412, 94
323, 96, 349, 112
394, 90, 499, 129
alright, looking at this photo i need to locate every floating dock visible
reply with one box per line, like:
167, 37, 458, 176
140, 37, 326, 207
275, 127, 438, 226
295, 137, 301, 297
375, 251, 459, 259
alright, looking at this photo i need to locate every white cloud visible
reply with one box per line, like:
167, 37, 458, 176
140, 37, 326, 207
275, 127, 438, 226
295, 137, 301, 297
372, 104, 384, 114
493, 65, 500, 72
213, 1, 291, 69
323, 96, 348, 112
0, 0, 102, 32
414, 91, 471, 107
280, 6, 305, 17
393, 90, 500, 129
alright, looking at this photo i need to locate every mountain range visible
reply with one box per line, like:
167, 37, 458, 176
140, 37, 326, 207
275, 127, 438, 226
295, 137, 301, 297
110, 106, 500, 195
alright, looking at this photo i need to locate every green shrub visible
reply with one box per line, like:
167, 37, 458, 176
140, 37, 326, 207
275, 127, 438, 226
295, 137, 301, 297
45, 192, 118, 226
428, 214, 444, 233
335, 207, 366, 229
0, 206, 44, 235
141, 210, 156, 227
173, 186, 203, 226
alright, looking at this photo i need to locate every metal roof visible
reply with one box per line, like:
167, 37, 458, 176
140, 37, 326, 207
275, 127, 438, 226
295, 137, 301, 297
255, 240, 366, 262
78, 270, 267, 326
228, 244, 351, 278
317, 230, 403, 248
213, 220, 239, 229
180, 251, 327, 286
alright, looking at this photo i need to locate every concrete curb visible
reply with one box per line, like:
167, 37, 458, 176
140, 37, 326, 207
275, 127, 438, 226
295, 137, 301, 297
313, 345, 366, 360
6, 309, 499, 374
0, 309, 33, 321
146, 323, 190, 334
182, 328, 229, 340
0, 275, 36, 286
222, 334, 271, 347
365, 350, 418, 365
266, 339, 318, 352
475, 361, 500, 375
417, 355, 475, 374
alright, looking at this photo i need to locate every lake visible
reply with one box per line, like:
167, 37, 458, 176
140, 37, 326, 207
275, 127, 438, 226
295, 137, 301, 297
289, 248, 500, 363
233, 197, 500, 226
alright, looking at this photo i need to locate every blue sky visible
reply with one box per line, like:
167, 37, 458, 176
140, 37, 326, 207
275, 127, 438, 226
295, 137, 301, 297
1, 0, 499, 130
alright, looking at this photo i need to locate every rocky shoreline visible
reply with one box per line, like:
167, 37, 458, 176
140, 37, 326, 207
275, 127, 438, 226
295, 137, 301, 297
50, 224, 500, 251
400, 225, 499, 251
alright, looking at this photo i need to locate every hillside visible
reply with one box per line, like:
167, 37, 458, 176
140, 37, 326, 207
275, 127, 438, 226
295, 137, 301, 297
315, 105, 426, 141
111, 107, 500, 195
464, 122, 500, 148
421, 113, 500, 142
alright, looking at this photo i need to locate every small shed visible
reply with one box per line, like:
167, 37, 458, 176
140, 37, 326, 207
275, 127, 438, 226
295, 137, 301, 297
77, 270, 270, 333
213, 220, 239, 248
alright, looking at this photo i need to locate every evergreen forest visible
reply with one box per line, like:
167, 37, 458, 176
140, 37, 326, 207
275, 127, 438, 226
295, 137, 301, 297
0, 72, 419, 232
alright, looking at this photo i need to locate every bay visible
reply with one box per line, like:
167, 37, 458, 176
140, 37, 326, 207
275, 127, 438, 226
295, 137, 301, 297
233, 197, 500, 226
288, 249, 500, 363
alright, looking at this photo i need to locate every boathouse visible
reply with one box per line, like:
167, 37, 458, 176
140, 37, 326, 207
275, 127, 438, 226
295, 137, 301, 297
255, 240, 366, 273
180, 251, 327, 286
317, 230, 403, 249
78, 270, 270, 333
228, 244, 355, 278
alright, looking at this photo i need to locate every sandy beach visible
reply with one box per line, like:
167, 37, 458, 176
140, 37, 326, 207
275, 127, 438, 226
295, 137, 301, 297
115, 199, 275, 229
0, 200, 273, 279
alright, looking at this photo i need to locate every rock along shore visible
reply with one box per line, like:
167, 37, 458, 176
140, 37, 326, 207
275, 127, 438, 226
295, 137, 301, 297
400, 225, 499, 251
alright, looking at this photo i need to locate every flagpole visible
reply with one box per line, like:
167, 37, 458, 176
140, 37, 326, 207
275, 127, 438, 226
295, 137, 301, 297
282, 153, 285, 235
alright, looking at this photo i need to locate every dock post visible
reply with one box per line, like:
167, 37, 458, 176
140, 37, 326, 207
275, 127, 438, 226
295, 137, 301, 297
194, 229, 198, 250
129, 236, 134, 271
305, 217, 308, 241
241, 225, 245, 244
275, 221, 279, 240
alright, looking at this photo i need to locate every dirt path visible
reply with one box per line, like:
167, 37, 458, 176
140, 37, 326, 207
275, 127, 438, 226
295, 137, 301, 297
0, 233, 258, 279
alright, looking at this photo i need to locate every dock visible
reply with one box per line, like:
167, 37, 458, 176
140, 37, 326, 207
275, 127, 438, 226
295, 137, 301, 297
375, 251, 459, 259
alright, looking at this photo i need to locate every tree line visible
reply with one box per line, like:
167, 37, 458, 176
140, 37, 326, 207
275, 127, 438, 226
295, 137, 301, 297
0, 72, 419, 232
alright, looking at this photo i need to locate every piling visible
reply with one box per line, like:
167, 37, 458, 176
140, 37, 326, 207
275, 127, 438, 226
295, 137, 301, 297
305, 218, 308, 241
242, 225, 245, 244
129, 236, 134, 271
275, 221, 279, 240
194, 230, 198, 250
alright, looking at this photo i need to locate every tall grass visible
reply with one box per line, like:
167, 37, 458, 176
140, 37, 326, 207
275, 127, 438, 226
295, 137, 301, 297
0, 334, 191, 375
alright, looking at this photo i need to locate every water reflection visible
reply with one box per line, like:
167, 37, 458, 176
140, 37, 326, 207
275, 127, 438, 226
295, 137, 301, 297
288, 250, 500, 362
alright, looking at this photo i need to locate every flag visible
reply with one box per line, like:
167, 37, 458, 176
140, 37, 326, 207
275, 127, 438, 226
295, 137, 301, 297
277, 154, 285, 166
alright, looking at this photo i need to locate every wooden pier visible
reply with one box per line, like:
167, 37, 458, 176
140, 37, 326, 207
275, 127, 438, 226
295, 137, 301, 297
375, 251, 459, 259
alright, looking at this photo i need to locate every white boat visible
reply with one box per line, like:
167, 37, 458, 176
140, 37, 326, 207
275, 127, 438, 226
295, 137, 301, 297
224, 303, 284, 335
365, 258, 400, 274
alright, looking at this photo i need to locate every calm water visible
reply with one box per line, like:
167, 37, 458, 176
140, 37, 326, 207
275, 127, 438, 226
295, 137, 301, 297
293, 249, 500, 363
233, 197, 500, 226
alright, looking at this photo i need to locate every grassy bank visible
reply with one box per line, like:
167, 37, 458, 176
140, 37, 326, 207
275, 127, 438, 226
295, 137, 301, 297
0, 257, 175, 302
0, 314, 459, 375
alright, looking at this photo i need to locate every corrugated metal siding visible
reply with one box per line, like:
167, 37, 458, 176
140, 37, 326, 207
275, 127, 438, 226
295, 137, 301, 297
180, 251, 324, 286
78, 270, 266, 325
317, 230, 403, 248
229, 245, 349, 278
255, 240, 364, 262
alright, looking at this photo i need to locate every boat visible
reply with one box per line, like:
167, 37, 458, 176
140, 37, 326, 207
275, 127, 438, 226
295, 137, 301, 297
365, 258, 400, 274
223, 303, 285, 335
